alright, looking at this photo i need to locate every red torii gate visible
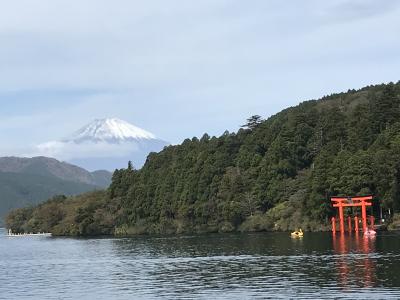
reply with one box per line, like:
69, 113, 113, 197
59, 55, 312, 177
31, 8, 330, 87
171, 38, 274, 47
331, 196, 374, 233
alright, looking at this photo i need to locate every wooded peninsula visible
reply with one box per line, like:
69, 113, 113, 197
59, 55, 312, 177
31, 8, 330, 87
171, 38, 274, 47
6, 82, 400, 236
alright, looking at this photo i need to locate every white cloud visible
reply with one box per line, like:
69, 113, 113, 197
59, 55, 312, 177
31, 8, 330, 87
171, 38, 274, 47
31, 141, 139, 160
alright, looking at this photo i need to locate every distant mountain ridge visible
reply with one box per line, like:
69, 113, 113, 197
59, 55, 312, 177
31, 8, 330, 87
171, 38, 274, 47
0, 156, 112, 222
36, 118, 169, 171
0, 156, 111, 187
0, 171, 101, 219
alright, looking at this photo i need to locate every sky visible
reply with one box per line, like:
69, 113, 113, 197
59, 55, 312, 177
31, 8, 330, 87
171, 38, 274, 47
1, 0, 400, 156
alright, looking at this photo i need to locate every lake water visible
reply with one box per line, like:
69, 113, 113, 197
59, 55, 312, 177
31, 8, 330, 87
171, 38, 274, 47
1, 229, 400, 299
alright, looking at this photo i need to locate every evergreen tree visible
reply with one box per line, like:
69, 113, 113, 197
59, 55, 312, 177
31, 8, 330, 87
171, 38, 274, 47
242, 115, 264, 130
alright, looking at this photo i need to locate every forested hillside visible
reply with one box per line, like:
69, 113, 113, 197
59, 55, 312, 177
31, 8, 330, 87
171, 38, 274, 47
7, 82, 400, 235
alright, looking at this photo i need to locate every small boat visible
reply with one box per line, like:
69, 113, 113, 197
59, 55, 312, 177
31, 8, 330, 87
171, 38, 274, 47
291, 229, 304, 238
364, 228, 376, 238
6, 229, 52, 237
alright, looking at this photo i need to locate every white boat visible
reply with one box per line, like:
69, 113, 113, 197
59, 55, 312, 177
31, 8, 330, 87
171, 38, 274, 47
6, 229, 52, 237
363, 228, 377, 238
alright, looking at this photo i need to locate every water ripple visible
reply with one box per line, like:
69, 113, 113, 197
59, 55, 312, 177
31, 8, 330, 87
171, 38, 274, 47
1, 230, 400, 299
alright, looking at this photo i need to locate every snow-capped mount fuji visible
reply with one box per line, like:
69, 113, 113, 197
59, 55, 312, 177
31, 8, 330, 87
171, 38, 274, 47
36, 118, 169, 171
66, 118, 157, 144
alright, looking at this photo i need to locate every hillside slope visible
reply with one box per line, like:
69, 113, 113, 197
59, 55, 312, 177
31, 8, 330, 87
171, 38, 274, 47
0, 156, 112, 186
0, 172, 101, 218
0, 157, 111, 224
7, 81, 400, 235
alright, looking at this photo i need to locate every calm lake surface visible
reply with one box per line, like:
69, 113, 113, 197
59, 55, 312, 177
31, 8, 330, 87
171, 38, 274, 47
1, 229, 400, 299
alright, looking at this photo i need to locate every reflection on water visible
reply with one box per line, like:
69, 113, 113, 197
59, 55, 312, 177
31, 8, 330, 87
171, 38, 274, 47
1, 229, 400, 299
333, 233, 377, 289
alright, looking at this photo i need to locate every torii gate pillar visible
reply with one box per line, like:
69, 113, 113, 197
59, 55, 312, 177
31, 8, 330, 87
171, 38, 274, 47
361, 200, 367, 233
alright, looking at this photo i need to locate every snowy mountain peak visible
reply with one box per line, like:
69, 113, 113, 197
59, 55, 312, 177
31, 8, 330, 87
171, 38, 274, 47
34, 118, 168, 170
66, 118, 157, 143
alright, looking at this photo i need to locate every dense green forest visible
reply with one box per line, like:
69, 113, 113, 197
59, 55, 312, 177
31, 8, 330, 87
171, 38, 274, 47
7, 82, 400, 235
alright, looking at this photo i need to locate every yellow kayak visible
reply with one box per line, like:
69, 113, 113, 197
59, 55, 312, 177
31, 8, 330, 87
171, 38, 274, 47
291, 229, 303, 238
